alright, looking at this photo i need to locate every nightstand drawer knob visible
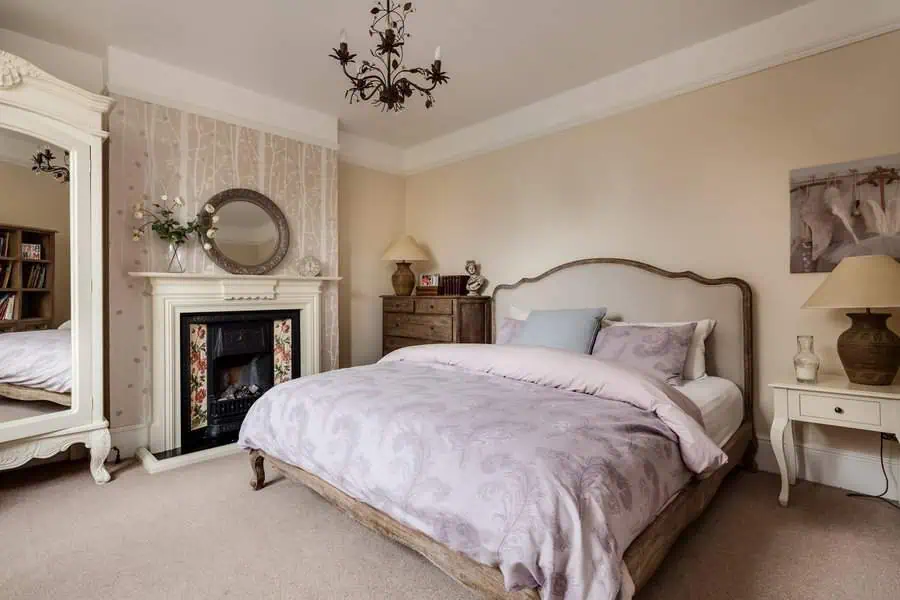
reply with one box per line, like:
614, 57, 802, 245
834, 406, 844, 415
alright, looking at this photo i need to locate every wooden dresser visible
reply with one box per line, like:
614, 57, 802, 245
382, 295, 492, 356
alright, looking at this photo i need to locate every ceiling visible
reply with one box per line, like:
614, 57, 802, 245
0, 0, 814, 147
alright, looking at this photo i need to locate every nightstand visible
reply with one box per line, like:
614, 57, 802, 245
769, 376, 900, 507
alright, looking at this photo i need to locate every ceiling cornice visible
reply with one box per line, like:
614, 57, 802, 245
341, 0, 900, 176
398, 0, 900, 174
105, 47, 339, 149
96, 0, 900, 175
337, 132, 405, 175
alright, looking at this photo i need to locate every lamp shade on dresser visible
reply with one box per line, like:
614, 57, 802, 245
381, 235, 429, 296
803, 255, 900, 385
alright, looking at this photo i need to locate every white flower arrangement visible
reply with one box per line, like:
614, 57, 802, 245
131, 194, 218, 247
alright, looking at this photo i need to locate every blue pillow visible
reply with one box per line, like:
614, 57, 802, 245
510, 308, 607, 353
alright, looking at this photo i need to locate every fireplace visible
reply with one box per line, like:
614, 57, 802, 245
177, 309, 300, 454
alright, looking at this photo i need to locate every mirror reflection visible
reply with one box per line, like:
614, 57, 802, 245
0, 128, 72, 423
213, 201, 279, 267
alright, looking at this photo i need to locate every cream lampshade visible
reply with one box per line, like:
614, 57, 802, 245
803, 255, 900, 385
381, 235, 428, 296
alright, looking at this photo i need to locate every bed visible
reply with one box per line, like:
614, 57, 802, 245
0, 328, 72, 407
240, 258, 754, 599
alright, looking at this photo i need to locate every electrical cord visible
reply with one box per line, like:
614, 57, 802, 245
846, 433, 900, 511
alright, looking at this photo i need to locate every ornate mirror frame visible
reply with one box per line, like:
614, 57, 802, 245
199, 188, 290, 275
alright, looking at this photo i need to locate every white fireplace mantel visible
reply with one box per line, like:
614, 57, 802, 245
128, 272, 340, 472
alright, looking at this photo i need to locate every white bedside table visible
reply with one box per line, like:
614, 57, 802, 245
769, 376, 900, 507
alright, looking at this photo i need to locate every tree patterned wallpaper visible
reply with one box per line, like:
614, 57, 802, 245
107, 94, 339, 429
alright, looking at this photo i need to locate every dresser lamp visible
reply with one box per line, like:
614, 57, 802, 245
803, 255, 900, 385
381, 235, 428, 296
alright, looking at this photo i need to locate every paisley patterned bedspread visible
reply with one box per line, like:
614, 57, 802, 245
238, 344, 726, 600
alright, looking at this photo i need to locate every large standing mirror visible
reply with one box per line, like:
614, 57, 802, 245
0, 50, 113, 484
200, 188, 290, 275
0, 129, 71, 422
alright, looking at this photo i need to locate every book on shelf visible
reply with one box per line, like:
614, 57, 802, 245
0, 232, 9, 257
0, 293, 15, 320
0, 264, 11, 288
25, 264, 47, 289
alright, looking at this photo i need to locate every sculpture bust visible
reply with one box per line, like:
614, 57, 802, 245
465, 260, 486, 296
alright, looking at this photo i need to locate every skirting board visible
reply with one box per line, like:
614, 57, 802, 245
116, 424, 898, 499
109, 423, 149, 460
757, 436, 900, 502
135, 443, 242, 474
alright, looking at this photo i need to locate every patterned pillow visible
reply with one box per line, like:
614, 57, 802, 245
591, 323, 697, 385
496, 318, 525, 345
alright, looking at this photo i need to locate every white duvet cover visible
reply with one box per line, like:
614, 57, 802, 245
0, 329, 72, 394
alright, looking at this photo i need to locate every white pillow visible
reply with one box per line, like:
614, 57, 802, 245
603, 319, 716, 380
508, 306, 531, 321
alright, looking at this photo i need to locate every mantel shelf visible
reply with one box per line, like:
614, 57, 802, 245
128, 272, 341, 281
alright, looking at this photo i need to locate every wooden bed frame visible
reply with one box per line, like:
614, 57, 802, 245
0, 382, 71, 407
249, 258, 755, 598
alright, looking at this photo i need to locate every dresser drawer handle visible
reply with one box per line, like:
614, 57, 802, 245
834, 406, 844, 415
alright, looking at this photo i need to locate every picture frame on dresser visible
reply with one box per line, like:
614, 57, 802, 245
0, 50, 114, 484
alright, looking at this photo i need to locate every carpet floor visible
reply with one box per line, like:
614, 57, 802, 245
1, 455, 899, 599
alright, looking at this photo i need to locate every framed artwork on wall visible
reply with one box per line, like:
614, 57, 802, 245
790, 152, 900, 273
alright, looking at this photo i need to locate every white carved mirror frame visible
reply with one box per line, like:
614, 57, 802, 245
0, 51, 115, 483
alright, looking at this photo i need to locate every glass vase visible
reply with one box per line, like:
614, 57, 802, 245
794, 335, 820, 384
166, 242, 186, 273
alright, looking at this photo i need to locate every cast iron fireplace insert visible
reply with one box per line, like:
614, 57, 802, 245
169, 309, 300, 458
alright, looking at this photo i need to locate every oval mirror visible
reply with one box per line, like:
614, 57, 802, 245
199, 189, 289, 275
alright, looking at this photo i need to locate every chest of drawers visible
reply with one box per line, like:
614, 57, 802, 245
382, 295, 492, 356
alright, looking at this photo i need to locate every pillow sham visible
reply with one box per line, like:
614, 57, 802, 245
601, 319, 716, 380
591, 322, 697, 385
510, 308, 607, 353
496, 317, 526, 345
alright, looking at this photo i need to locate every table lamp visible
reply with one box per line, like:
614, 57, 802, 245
803, 255, 900, 385
381, 235, 428, 296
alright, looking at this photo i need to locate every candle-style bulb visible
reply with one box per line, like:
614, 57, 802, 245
434, 46, 441, 61
340, 29, 347, 44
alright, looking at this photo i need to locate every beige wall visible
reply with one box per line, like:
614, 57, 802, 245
107, 95, 339, 428
0, 162, 70, 326
404, 32, 900, 457
338, 162, 406, 367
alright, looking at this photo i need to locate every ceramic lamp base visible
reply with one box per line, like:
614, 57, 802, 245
391, 261, 416, 296
837, 311, 900, 386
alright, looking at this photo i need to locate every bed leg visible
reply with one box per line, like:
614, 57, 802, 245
249, 450, 266, 490
740, 437, 758, 472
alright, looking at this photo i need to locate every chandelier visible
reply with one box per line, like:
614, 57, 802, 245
329, 1, 449, 112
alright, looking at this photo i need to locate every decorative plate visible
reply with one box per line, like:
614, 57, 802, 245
298, 255, 322, 277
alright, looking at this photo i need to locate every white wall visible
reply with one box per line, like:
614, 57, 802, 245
404, 32, 900, 491
338, 162, 407, 367
0, 28, 104, 92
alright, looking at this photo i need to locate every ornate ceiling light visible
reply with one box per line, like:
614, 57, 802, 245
329, 1, 449, 112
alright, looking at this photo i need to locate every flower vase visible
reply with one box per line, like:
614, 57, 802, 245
794, 335, 821, 383
166, 242, 186, 273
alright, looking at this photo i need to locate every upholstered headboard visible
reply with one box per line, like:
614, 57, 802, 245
492, 258, 754, 420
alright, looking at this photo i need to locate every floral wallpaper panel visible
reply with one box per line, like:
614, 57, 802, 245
107, 94, 338, 429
